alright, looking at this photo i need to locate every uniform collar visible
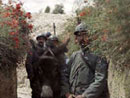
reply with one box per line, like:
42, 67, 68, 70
81, 45, 90, 55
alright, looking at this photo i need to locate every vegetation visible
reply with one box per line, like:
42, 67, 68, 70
45, 6, 50, 13
59, 18, 79, 56
64, 0, 130, 66
52, 4, 65, 14
0, 2, 32, 66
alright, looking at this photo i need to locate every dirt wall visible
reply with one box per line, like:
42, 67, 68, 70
108, 61, 130, 98
0, 66, 17, 98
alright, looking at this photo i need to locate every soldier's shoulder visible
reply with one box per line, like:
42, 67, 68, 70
86, 52, 98, 62
93, 54, 109, 69
70, 50, 78, 55
88, 52, 108, 64
88, 52, 107, 60
69, 50, 80, 60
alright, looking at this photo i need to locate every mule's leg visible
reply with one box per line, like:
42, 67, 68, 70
52, 80, 61, 98
53, 90, 61, 98
31, 82, 41, 98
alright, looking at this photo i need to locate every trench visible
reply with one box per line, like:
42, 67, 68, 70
17, 13, 71, 98
17, 64, 31, 98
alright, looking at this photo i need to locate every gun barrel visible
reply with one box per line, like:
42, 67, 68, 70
53, 23, 56, 35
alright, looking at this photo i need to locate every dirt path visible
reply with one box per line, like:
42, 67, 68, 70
17, 66, 31, 98
30, 13, 72, 39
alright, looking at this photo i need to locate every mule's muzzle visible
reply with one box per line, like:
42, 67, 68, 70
41, 85, 53, 98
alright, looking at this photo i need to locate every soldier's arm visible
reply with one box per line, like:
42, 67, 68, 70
61, 53, 75, 97
52, 37, 70, 55
25, 51, 34, 80
82, 57, 108, 98
25, 40, 35, 78
52, 43, 68, 55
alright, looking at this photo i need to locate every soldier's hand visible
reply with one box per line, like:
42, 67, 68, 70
63, 34, 70, 45
65, 93, 75, 98
68, 94, 75, 98
75, 95, 84, 98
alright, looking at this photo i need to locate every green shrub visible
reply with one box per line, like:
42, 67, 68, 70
64, 0, 130, 66
0, 2, 32, 65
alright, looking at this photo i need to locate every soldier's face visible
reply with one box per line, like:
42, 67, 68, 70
53, 40, 59, 46
75, 31, 89, 46
37, 37, 45, 46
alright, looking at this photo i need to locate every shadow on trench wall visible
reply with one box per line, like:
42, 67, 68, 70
0, 66, 17, 98
108, 61, 130, 98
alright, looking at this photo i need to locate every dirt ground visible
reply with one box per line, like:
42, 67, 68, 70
17, 66, 31, 98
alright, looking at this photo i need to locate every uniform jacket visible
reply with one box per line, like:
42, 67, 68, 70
62, 49, 108, 98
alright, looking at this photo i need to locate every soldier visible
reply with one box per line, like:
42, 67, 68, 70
45, 32, 52, 38
25, 34, 47, 98
62, 23, 109, 98
47, 35, 70, 97
46, 35, 70, 56
49, 35, 69, 71
49, 35, 59, 46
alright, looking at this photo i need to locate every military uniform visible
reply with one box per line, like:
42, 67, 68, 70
47, 36, 70, 97
25, 39, 46, 98
62, 48, 108, 98
25, 45, 42, 98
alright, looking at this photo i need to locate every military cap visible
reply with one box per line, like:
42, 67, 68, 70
74, 22, 88, 35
